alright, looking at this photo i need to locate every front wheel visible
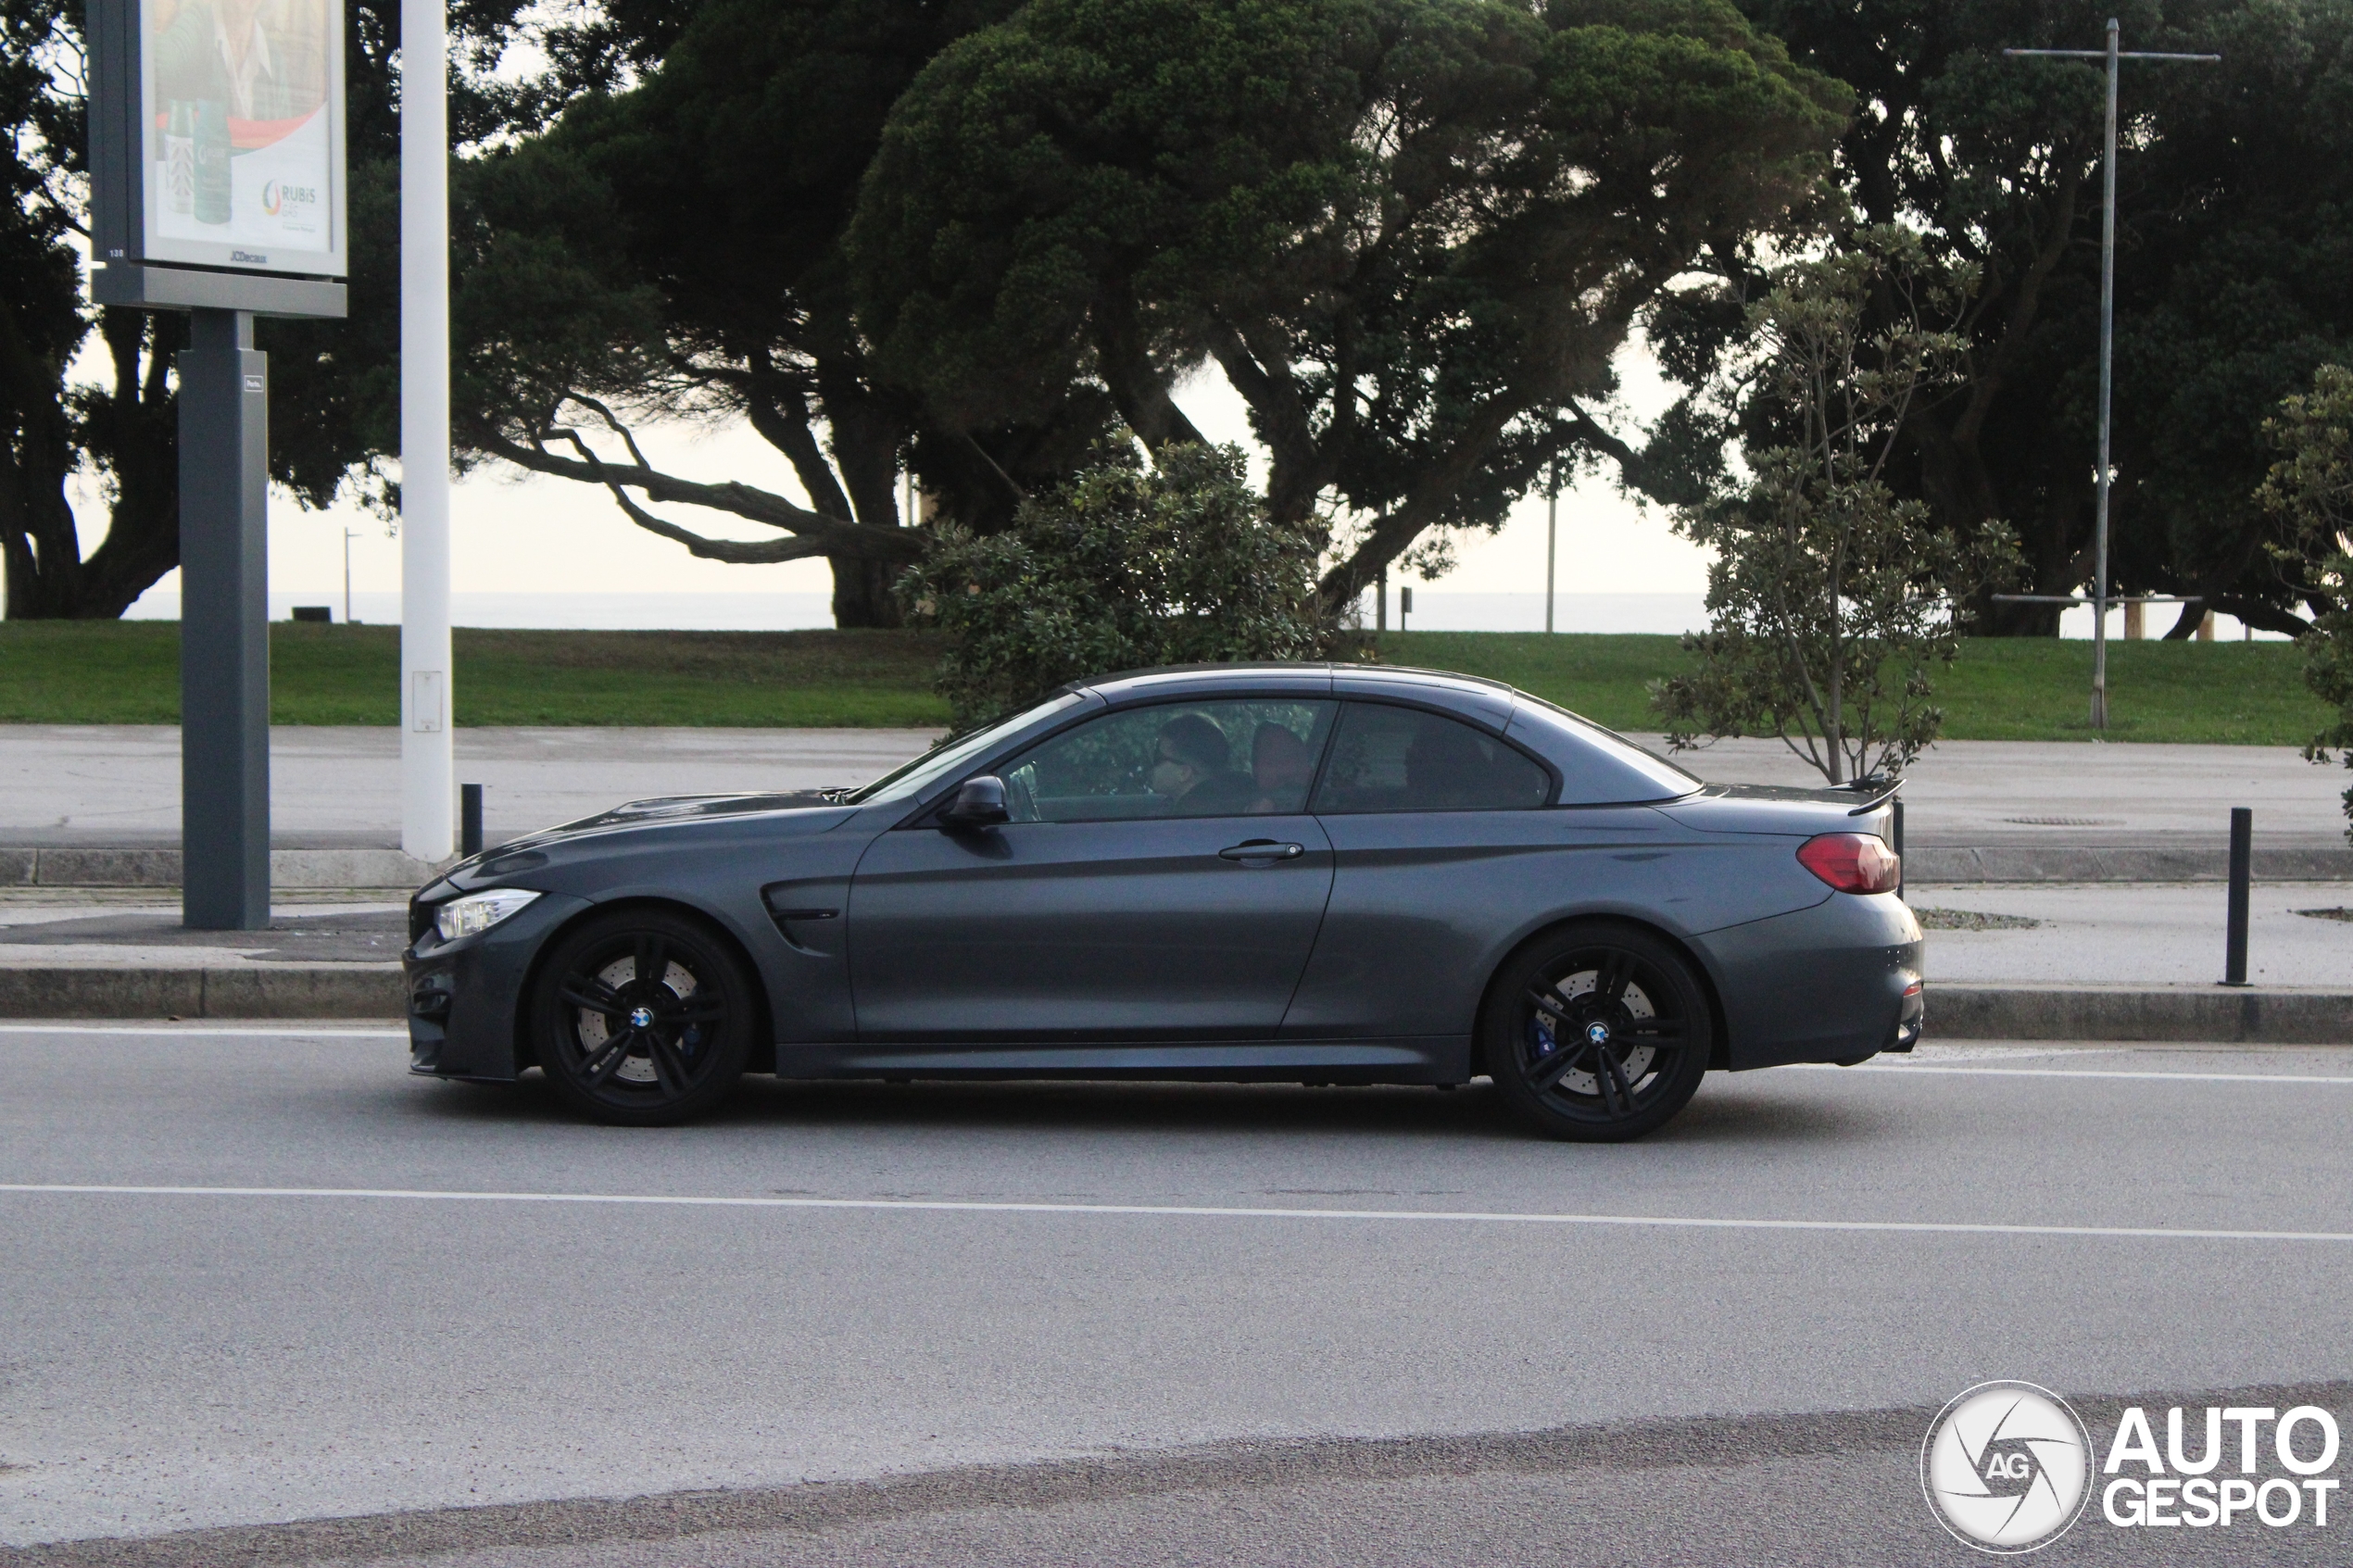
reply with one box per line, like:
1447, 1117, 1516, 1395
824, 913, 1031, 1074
532, 909, 754, 1126
1484, 923, 1712, 1142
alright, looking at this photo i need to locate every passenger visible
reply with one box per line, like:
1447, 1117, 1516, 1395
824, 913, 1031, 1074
1403, 720, 1493, 809
1150, 714, 1255, 815
1247, 724, 1316, 813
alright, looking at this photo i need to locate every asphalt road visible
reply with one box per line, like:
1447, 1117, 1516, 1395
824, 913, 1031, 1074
6, 1031, 2353, 1564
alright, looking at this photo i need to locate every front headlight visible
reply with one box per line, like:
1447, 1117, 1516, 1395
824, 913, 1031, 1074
434, 888, 544, 941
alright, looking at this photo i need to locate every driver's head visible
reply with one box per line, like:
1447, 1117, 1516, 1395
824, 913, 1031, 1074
1150, 714, 1229, 797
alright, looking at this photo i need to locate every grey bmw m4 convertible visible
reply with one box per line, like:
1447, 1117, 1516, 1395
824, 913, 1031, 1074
404, 663, 1924, 1141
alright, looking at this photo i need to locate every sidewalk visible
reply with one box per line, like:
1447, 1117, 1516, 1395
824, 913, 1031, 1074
1909, 882, 2353, 986
0, 725, 936, 849
0, 884, 2340, 1041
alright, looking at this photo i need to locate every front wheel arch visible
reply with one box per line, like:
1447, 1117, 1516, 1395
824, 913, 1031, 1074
1470, 915, 1730, 1078
513, 896, 774, 1074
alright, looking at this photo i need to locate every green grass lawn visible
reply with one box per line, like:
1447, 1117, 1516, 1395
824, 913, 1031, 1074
0, 621, 953, 727
1378, 631, 2332, 746
0, 619, 2331, 744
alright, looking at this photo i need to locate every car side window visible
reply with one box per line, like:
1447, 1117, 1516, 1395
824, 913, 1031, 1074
999, 700, 1339, 823
1311, 703, 1553, 814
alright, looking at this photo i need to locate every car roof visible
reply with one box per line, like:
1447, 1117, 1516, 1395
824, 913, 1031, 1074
1070, 661, 1522, 709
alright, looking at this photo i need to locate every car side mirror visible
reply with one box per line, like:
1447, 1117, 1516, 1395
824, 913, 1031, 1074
940, 775, 1011, 829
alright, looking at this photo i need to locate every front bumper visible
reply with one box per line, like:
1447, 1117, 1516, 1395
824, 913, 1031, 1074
403, 892, 590, 1081
1693, 892, 1924, 1071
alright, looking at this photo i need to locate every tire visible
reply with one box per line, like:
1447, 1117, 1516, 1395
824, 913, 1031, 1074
531, 908, 755, 1126
1483, 922, 1712, 1142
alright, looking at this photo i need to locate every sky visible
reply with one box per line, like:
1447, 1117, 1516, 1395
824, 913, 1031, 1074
69, 309, 2264, 639
93, 340, 1714, 615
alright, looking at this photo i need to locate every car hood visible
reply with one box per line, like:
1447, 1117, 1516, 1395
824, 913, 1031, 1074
434, 792, 853, 890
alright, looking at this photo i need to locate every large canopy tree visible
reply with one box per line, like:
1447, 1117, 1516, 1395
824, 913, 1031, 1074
1725, 0, 2353, 635
847, 0, 1847, 610
449, 0, 1130, 627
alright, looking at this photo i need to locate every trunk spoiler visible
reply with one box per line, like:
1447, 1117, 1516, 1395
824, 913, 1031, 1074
1843, 778, 1903, 816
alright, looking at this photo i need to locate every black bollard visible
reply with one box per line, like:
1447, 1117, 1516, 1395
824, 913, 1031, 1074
2222, 807, 2251, 986
460, 784, 484, 857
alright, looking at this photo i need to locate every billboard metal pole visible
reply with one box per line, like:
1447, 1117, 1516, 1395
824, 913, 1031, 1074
401, 0, 454, 860
177, 312, 271, 928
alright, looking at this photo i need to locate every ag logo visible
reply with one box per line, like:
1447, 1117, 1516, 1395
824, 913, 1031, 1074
1921, 1382, 2093, 1552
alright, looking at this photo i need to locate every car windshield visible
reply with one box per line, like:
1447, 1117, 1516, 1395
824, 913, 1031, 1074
840, 691, 1089, 806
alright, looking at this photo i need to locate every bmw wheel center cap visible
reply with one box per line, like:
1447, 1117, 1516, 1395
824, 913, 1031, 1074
628, 1006, 655, 1030
1586, 1022, 1612, 1047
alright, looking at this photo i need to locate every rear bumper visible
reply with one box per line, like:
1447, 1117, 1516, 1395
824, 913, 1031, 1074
1693, 893, 1924, 1070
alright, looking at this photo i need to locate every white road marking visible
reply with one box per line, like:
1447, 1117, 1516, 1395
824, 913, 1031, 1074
3, 1183, 2350, 1245
0, 1023, 405, 1037
1791, 1063, 2353, 1086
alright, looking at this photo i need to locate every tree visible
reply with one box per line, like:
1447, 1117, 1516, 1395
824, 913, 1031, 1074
899, 441, 1329, 725
2, 0, 182, 618
2258, 363, 2353, 839
0, 0, 544, 620
849, 0, 1846, 614
447, 0, 1130, 627
1722, 0, 2353, 636
1651, 232, 2020, 784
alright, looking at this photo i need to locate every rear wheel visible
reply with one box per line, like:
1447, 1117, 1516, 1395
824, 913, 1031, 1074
532, 909, 753, 1126
1485, 923, 1711, 1142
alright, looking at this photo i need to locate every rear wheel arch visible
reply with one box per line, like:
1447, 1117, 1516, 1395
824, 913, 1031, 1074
1471, 915, 1730, 1077
513, 896, 775, 1074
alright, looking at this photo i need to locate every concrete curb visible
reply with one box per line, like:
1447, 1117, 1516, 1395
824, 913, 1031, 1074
0, 965, 404, 1019
1932, 984, 2353, 1044
0, 965, 2341, 1044
0, 847, 448, 890
1906, 847, 2353, 883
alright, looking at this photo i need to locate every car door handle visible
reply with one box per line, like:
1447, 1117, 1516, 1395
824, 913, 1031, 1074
1219, 840, 1305, 861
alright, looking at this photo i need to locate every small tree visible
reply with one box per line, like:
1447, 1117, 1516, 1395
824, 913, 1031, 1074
900, 442, 1330, 727
1651, 232, 2020, 784
2257, 363, 2353, 842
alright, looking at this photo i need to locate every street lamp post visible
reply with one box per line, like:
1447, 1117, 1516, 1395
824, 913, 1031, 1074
2004, 20, 2217, 730
402, 0, 454, 859
1543, 458, 1558, 634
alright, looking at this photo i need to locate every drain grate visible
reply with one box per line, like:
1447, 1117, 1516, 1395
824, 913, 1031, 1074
2001, 816, 2120, 826
1914, 908, 2042, 931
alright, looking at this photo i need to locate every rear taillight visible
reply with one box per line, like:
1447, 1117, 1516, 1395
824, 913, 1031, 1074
1797, 833, 1901, 895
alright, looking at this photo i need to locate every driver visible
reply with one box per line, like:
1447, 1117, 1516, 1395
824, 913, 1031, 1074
1150, 714, 1255, 816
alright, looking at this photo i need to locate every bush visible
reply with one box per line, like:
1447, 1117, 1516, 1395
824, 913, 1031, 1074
898, 443, 1331, 727
2258, 364, 2353, 841
1650, 231, 2020, 784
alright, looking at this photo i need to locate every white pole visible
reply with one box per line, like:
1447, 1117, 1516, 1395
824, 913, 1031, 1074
1544, 460, 1558, 634
400, 0, 452, 859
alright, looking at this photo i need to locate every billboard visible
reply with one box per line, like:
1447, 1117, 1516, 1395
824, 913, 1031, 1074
91, 0, 348, 283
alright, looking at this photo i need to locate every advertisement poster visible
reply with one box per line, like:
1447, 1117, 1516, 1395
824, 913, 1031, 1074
141, 0, 341, 274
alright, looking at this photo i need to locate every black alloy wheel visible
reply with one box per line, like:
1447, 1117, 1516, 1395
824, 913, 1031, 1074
533, 909, 754, 1125
1486, 923, 1711, 1142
